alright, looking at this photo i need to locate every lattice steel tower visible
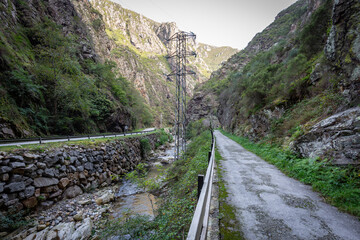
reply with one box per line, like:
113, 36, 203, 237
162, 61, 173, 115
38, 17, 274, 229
166, 31, 196, 160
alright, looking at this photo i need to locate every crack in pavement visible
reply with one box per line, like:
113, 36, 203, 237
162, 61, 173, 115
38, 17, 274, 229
215, 130, 360, 240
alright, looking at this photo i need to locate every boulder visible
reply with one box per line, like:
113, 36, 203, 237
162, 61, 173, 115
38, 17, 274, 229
73, 213, 83, 221
46, 222, 75, 240
10, 174, 23, 182
34, 177, 59, 188
10, 156, 24, 161
25, 228, 49, 240
59, 178, 70, 189
49, 190, 63, 199
95, 191, 114, 205
25, 164, 37, 173
63, 186, 83, 199
71, 218, 92, 240
9, 162, 25, 168
0, 158, 9, 165
68, 165, 77, 172
25, 177, 34, 186
5, 182, 26, 192
79, 199, 91, 205
36, 162, 46, 169
35, 188, 41, 197
43, 185, 59, 193
23, 153, 40, 161
0, 126, 15, 138
24, 186, 35, 198
84, 162, 93, 171
295, 107, 360, 164
60, 165, 67, 172
37, 225, 47, 231
77, 166, 84, 172
0, 173, 9, 181
43, 168, 55, 177
0, 166, 12, 174
69, 156, 77, 164
22, 196, 38, 208
44, 156, 59, 167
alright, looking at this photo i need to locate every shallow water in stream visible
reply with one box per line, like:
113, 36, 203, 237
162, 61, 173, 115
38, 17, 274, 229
111, 142, 175, 220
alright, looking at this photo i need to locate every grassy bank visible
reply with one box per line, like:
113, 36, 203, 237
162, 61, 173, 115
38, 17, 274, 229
100, 129, 212, 239
220, 130, 360, 218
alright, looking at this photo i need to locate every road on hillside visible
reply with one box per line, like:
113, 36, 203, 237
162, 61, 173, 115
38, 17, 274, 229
214, 130, 360, 240
0, 128, 156, 147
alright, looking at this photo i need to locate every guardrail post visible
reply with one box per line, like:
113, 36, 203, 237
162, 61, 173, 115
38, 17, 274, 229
39, 137, 42, 144
124, 131, 126, 136
197, 174, 204, 199
88, 135, 90, 140
68, 136, 70, 141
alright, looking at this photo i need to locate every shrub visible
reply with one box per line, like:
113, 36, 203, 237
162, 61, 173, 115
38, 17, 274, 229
298, 0, 332, 58
0, 210, 30, 232
92, 18, 103, 32
140, 138, 151, 158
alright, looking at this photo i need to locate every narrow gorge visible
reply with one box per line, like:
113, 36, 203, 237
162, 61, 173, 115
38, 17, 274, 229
1, 0, 359, 239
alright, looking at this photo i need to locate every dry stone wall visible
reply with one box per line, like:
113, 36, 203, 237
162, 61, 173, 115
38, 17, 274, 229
0, 134, 159, 213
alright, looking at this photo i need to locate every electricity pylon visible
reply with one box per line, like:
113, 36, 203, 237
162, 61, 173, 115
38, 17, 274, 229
166, 31, 196, 160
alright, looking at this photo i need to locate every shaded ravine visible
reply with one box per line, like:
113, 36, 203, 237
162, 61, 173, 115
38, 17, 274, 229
214, 130, 360, 240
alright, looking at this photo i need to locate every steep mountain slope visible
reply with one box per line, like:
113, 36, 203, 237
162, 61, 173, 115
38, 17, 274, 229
0, 0, 152, 138
0, 0, 236, 138
188, 0, 360, 164
80, 0, 237, 125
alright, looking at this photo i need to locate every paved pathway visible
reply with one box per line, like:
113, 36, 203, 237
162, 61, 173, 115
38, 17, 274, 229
215, 130, 360, 240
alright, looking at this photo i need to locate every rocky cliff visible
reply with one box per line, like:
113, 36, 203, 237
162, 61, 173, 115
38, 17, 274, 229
0, 0, 151, 138
0, 0, 237, 138
74, 0, 237, 127
189, 0, 360, 164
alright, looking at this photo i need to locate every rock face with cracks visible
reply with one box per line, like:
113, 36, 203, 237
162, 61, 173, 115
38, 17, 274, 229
294, 107, 360, 164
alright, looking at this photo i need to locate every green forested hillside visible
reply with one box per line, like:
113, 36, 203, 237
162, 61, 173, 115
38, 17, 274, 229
0, 0, 237, 138
0, 0, 152, 138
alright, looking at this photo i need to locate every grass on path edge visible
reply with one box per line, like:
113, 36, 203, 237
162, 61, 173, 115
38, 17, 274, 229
219, 129, 360, 219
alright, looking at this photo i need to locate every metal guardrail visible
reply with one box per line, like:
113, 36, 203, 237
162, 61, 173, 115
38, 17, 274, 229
187, 131, 216, 240
0, 129, 155, 147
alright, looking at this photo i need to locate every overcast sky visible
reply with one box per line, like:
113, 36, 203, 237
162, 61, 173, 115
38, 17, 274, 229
111, 0, 297, 50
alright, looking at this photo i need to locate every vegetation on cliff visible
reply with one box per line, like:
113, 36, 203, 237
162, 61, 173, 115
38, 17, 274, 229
199, 0, 360, 156
0, 0, 154, 138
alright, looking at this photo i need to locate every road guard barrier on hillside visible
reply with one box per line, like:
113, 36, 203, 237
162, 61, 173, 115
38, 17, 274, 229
187, 131, 216, 240
0, 129, 155, 147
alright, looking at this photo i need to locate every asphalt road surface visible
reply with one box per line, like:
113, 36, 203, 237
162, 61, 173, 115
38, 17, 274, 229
214, 130, 360, 240
0, 128, 156, 147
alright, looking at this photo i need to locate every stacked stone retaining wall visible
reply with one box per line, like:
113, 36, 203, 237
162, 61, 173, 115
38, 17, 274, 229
0, 134, 159, 213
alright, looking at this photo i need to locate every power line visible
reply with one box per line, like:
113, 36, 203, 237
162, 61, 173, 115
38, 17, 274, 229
166, 31, 197, 160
